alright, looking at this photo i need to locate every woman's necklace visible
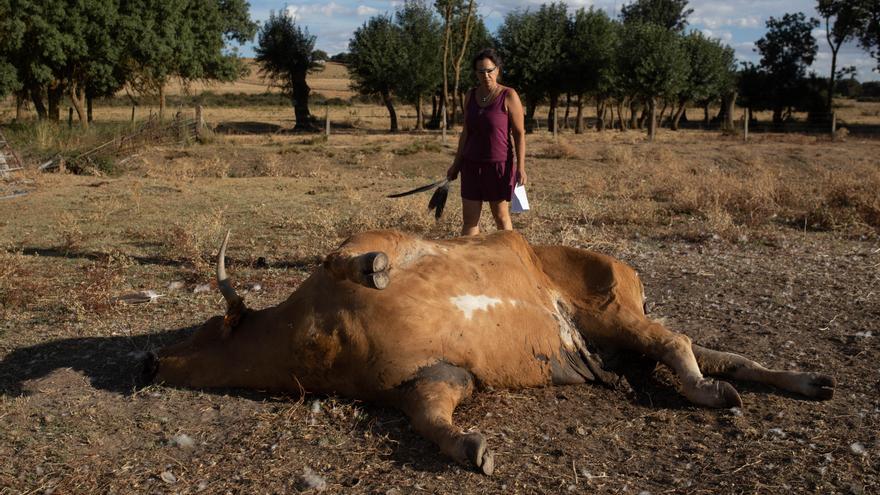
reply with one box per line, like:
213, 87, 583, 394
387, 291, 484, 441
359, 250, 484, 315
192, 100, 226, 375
480, 86, 497, 104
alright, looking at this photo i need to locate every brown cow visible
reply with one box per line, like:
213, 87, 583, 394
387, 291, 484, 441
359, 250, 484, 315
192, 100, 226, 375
146, 230, 835, 475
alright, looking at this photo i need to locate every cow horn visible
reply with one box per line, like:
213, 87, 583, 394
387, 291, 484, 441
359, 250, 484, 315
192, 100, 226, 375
217, 230, 244, 311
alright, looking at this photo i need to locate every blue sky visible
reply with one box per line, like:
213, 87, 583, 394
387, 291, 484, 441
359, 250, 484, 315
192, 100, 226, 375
245, 0, 879, 81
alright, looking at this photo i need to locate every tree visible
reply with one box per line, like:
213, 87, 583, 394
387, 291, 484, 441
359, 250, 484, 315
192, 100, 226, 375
620, 0, 693, 31
255, 11, 323, 131
674, 31, 736, 130
348, 15, 404, 132
855, 0, 880, 70
0, 0, 23, 101
497, 3, 568, 132
616, 22, 690, 140
566, 7, 619, 132
817, 1, 862, 113
755, 13, 820, 123
396, 0, 442, 130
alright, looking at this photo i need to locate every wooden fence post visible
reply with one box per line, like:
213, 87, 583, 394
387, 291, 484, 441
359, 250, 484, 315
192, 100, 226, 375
743, 109, 749, 142
325, 104, 330, 139
553, 108, 558, 142
831, 112, 837, 135
195, 104, 204, 139
441, 103, 447, 143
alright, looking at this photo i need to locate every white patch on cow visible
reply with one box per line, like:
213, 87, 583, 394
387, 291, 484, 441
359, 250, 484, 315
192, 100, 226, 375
507, 299, 519, 307
451, 294, 503, 320
550, 294, 579, 350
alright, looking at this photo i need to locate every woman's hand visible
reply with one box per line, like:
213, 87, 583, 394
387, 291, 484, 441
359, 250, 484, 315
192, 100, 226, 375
446, 162, 460, 181
517, 168, 528, 186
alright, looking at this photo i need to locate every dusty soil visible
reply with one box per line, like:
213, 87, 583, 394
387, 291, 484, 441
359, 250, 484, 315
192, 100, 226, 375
0, 125, 878, 494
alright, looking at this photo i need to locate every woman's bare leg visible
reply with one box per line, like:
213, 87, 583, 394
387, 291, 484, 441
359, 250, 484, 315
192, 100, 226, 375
489, 200, 512, 231
462, 198, 482, 236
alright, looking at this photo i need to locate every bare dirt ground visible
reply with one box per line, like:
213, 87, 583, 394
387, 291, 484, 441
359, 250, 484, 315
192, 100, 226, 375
1, 105, 879, 494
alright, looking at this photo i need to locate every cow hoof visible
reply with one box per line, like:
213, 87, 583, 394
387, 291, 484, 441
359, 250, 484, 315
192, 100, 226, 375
360, 251, 389, 274
462, 432, 495, 476
687, 378, 742, 408
365, 270, 390, 290
801, 373, 835, 400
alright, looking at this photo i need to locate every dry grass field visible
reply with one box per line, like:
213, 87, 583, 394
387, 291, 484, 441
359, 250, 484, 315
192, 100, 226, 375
1, 64, 879, 493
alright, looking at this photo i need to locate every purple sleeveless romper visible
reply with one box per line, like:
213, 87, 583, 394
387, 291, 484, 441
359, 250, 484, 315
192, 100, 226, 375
460, 88, 517, 202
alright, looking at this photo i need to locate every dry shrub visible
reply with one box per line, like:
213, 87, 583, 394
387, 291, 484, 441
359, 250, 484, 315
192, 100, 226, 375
392, 138, 442, 156
0, 251, 28, 317
55, 211, 85, 253
255, 153, 285, 177
599, 145, 634, 166
159, 207, 226, 274
539, 140, 579, 160
833, 127, 849, 141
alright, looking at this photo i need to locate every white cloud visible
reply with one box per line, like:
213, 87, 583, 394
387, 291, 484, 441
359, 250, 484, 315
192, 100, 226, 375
356, 5, 379, 16
285, 2, 351, 21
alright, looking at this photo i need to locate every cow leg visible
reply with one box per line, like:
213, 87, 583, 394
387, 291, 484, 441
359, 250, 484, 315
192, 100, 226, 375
323, 251, 389, 289
590, 311, 743, 408
394, 363, 495, 475
692, 345, 835, 400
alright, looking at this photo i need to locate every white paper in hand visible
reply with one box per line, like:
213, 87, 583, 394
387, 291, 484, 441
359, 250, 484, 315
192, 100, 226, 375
511, 184, 529, 213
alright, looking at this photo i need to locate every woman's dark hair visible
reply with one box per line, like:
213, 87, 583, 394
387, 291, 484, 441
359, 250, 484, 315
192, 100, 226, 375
472, 48, 502, 71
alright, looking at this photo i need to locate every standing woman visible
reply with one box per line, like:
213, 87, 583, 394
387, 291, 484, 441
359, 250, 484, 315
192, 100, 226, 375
446, 48, 527, 236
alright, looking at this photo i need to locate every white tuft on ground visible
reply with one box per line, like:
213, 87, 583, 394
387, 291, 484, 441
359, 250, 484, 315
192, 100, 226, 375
850, 443, 866, 455
168, 281, 185, 291
193, 283, 211, 293
301, 467, 327, 491
160, 471, 177, 484
729, 407, 743, 416
768, 428, 786, 438
171, 433, 195, 449
246, 283, 262, 292
113, 290, 163, 304
310, 400, 321, 414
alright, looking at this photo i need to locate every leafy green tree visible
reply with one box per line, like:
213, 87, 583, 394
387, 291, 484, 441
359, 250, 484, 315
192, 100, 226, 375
817, 0, 862, 112
620, 0, 693, 31
616, 22, 689, 140
566, 7, 618, 132
255, 11, 324, 131
854, 0, 880, 70
396, 0, 442, 130
497, 3, 568, 132
673, 31, 736, 129
755, 12, 820, 123
348, 15, 404, 132
0, 0, 23, 101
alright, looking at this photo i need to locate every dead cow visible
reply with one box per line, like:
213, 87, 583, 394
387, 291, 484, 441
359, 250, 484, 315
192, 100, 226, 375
145, 230, 835, 475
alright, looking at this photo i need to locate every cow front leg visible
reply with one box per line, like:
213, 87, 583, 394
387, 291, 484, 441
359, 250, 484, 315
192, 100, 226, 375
693, 345, 835, 400
394, 363, 495, 475
323, 251, 390, 289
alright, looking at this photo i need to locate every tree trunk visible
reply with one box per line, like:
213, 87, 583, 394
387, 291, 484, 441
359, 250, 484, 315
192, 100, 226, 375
547, 93, 559, 133
524, 97, 537, 134
575, 95, 585, 134
14, 91, 26, 121
703, 102, 710, 126
415, 95, 424, 131
647, 97, 657, 141
382, 90, 398, 132
440, 5, 452, 132
158, 83, 166, 122
658, 100, 668, 127
671, 98, 687, 131
47, 83, 63, 121
772, 106, 783, 125
69, 83, 88, 130
450, 0, 475, 128
562, 93, 571, 129
629, 99, 640, 130
719, 91, 736, 131
30, 87, 47, 120
616, 100, 626, 131
87, 95, 93, 123
292, 74, 313, 130
594, 97, 605, 132
825, 16, 841, 115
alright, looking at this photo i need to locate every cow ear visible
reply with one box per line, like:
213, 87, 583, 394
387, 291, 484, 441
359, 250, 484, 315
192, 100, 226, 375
220, 299, 247, 338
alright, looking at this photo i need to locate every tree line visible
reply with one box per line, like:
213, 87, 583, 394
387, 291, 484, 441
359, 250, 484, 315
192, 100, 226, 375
3, 0, 880, 135
0, 0, 257, 129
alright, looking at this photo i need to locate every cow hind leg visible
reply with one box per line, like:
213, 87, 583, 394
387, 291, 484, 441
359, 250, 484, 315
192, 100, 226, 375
595, 312, 743, 408
692, 345, 835, 400
323, 251, 390, 289
394, 363, 495, 475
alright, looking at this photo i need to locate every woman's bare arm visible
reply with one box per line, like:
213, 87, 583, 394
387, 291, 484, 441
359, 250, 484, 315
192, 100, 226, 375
506, 88, 527, 186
